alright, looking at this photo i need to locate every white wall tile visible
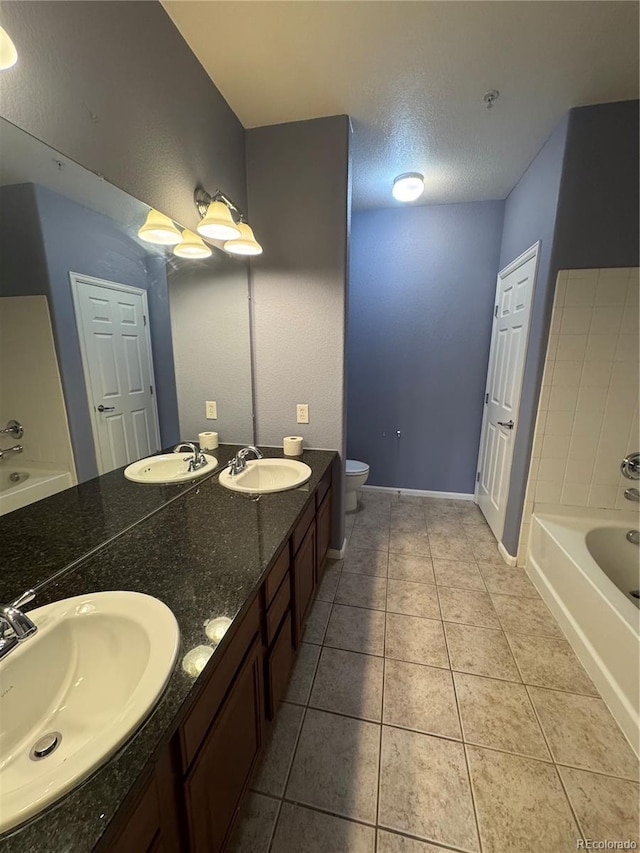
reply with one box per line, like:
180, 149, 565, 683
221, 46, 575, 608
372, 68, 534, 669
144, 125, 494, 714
560, 306, 592, 335
560, 483, 589, 506
595, 276, 630, 305
569, 268, 600, 280
565, 278, 597, 307
614, 334, 639, 362
580, 361, 613, 387
585, 333, 617, 362
537, 457, 565, 483
552, 360, 582, 387
548, 385, 579, 412
587, 484, 618, 509
545, 410, 574, 437
535, 481, 562, 502
589, 304, 623, 335
541, 434, 571, 459
546, 334, 559, 359
556, 334, 587, 361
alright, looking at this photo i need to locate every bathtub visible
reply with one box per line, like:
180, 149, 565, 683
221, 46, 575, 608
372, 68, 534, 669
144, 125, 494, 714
0, 467, 73, 516
527, 508, 640, 756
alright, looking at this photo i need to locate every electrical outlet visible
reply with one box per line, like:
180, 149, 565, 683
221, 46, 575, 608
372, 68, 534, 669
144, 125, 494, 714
205, 401, 217, 420
296, 403, 309, 424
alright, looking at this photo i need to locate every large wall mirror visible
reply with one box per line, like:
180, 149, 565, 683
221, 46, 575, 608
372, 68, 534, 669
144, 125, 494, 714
0, 118, 254, 587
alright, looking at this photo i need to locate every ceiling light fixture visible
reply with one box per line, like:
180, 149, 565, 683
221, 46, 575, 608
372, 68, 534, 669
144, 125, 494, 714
195, 188, 262, 255
137, 209, 181, 245
173, 229, 212, 259
0, 26, 17, 70
392, 172, 424, 203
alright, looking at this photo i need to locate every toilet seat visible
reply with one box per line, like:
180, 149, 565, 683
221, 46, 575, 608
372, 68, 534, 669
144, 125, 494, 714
346, 459, 369, 476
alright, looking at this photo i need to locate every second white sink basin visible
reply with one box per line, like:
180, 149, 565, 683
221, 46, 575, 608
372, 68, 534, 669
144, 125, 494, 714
124, 452, 217, 484
0, 591, 179, 833
219, 458, 312, 494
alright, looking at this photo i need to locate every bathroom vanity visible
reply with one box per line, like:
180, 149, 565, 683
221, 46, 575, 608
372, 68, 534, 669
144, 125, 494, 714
0, 447, 336, 852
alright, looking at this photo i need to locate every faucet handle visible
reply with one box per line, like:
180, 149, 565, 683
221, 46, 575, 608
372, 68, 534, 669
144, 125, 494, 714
11, 589, 35, 609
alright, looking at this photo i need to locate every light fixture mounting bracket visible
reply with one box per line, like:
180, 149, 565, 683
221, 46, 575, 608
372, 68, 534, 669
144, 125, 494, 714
194, 187, 245, 222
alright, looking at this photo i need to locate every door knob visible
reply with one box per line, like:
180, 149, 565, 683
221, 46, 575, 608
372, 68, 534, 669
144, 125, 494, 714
497, 420, 514, 429
97, 405, 116, 412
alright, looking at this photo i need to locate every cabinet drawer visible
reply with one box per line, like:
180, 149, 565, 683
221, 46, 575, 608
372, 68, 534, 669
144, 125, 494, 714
292, 519, 316, 646
266, 611, 294, 719
316, 468, 331, 508
180, 595, 260, 770
103, 771, 160, 853
264, 545, 290, 606
185, 638, 263, 853
266, 571, 291, 647
316, 488, 332, 578
292, 500, 315, 554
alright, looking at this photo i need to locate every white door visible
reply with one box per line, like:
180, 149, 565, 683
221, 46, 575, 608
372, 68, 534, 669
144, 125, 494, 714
476, 243, 539, 541
71, 273, 161, 474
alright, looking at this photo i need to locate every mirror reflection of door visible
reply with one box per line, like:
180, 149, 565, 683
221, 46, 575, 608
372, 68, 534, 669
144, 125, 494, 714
71, 273, 160, 474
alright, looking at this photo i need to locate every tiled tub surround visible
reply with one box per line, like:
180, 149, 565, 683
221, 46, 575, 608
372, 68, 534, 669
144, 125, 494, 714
0, 449, 335, 852
517, 267, 639, 564
232, 492, 640, 853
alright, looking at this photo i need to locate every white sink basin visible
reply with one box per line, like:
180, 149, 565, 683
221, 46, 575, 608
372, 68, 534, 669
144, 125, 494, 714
219, 458, 312, 494
124, 452, 217, 484
0, 591, 179, 833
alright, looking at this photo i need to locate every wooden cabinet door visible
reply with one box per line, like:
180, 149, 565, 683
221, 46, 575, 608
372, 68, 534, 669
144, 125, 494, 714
292, 519, 316, 646
185, 639, 264, 853
266, 611, 294, 720
316, 489, 332, 580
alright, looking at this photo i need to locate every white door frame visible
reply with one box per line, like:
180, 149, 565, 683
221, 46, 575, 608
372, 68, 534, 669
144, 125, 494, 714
474, 242, 540, 545
70, 272, 161, 473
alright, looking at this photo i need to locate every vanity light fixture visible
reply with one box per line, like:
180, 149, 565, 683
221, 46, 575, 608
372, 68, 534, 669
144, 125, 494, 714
173, 229, 212, 259
195, 188, 262, 255
137, 208, 181, 245
0, 27, 17, 70
392, 172, 424, 203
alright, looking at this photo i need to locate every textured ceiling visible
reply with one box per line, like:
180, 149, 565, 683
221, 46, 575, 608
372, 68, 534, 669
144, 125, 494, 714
162, 1, 639, 210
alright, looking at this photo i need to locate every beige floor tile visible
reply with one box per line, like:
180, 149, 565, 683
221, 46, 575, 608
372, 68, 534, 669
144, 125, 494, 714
271, 803, 375, 853
390, 502, 425, 520
558, 766, 640, 846
252, 702, 304, 796
379, 727, 479, 851
477, 563, 540, 598
310, 647, 384, 721
388, 553, 435, 585
470, 540, 507, 565
383, 660, 461, 739
390, 515, 428, 534
389, 530, 431, 557
325, 603, 385, 656
377, 831, 451, 853
349, 526, 390, 552
315, 561, 342, 603
335, 572, 388, 611
454, 672, 550, 760
229, 792, 279, 853
428, 532, 474, 562
490, 593, 563, 638
438, 586, 500, 628
508, 634, 597, 694
424, 499, 459, 517
285, 642, 321, 705
285, 708, 380, 824
445, 622, 520, 681
433, 559, 486, 591
455, 501, 485, 522
343, 548, 388, 577
528, 688, 640, 781
467, 746, 579, 853
385, 612, 449, 668
425, 515, 461, 536
302, 598, 332, 644
386, 578, 440, 619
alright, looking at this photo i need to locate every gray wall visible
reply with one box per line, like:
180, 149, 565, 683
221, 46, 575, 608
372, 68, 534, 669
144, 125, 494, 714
0, 1, 246, 231
347, 201, 505, 493
246, 116, 351, 548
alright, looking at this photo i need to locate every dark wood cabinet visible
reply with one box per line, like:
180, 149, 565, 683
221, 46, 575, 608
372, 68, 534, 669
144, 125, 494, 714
316, 490, 332, 578
292, 518, 316, 646
266, 610, 294, 719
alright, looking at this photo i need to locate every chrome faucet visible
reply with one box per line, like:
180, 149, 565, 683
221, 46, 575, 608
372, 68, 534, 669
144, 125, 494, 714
173, 442, 207, 473
0, 445, 23, 460
228, 445, 263, 476
0, 590, 37, 660
0, 420, 23, 439
624, 488, 639, 502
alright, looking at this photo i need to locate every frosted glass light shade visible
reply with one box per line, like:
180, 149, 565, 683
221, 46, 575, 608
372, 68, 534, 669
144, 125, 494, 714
173, 230, 212, 259
392, 172, 424, 202
196, 200, 241, 240
224, 222, 263, 256
138, 209, 181, 245
0, 27, 17, 70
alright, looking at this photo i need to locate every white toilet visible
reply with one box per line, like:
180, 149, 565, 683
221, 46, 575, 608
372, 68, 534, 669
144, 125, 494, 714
345, 459, 370, 512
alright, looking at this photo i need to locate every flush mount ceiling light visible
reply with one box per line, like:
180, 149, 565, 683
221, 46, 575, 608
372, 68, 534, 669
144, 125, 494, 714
195, 187, 262, 255
173, 229, 212, 259
0, 26, 17, 70
138, 208, 181, 245
392, 172, 424, 203
224, 222, 263, 256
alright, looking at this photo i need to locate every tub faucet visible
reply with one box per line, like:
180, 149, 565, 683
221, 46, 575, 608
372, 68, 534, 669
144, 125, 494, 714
173, 442, 207, 472
627, 530, 639, 545
624, 488, 639, 502
228, 445, 263, 476
0, 445, 23, 460
0, 590, 37, 660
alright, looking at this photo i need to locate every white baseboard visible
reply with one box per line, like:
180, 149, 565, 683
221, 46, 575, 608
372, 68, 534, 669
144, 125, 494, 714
362, 485, 475, 501
327, 538, 347, 560
498, 541, 517, 566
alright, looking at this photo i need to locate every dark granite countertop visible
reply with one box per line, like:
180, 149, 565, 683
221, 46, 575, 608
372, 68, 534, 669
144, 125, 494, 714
0, 447, 336, 852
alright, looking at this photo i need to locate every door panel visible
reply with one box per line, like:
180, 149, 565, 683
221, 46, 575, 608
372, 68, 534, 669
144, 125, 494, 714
477, 247, 539, 541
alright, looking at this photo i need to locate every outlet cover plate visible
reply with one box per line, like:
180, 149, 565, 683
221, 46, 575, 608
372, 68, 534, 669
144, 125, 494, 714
296, 404, 309, 424
206, 401, 217, 419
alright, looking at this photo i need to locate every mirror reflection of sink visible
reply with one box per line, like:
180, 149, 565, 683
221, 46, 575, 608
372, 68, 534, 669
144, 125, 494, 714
0, 591, 179, 834
218, 458, 312, 494
124, 452, 217, 484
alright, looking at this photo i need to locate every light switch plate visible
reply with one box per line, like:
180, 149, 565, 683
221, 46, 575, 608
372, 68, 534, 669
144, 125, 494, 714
205, 401, 217, 419
296, 404, 309, 424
